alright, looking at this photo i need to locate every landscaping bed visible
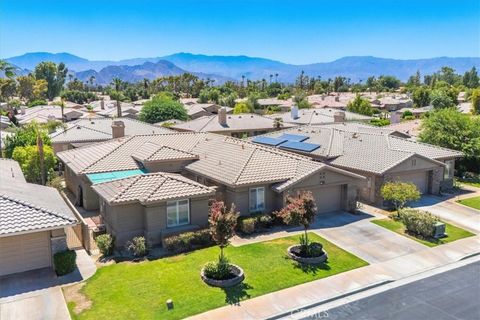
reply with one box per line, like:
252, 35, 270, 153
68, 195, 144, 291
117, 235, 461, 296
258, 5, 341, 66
66, 233, 367, 320
372, 218, 475, 247
457, 196, 480, 210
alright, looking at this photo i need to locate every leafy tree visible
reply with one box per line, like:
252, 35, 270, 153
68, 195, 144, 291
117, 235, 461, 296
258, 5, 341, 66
0, 60, 16, 78
12, 144, 56, 184
3, 122, 51, 158
139, 93, 188, 123
436, 66, 461, 86
67, 78, 85, 91
208, 200, 239, 261
17, 75, 36, 101
378, 75, 401, 90
61, 90, 98, 104
463, 67, 479, 88
381, 181, 421, 210
293, 92, 311, 109
420, 108, 480, 173
232, 102, 252, 114
28, 99, 48, 108
34, 62, 68, 100
347, 95, 374, 116
33, 79, 48, 100
470, 88, 480, 115
412, 87, 431, 108
0, 78, 17, 101
430, 89, 455, 109
275, 191, 317, 255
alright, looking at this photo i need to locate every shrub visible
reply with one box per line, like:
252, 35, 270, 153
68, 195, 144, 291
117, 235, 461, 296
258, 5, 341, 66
370, 118, 390, 127
257, 214, 275, 229
381, 181, 421, 210
203, 257, 232, 280
398, 208, 440, 238
402, 110, 413, 118
28, 99, 48, 107
238, 217, 256, 234
164, 229, 214, 253
126, 236, 147, 257
95, 234, 114, 256
53, 250, 77, 276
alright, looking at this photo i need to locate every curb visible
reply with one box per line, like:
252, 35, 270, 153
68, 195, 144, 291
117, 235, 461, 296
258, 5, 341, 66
460, 251, 480, 261
266, 279, 394, 320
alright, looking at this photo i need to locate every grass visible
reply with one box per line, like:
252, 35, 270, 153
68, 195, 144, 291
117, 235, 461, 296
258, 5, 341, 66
372, 219, 475, 247
457, 196, 480, 210
72, 233, 367, 320
458, 179, 480, 188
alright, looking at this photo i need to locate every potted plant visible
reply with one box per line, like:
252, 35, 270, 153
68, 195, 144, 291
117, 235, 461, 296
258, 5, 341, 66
276, 191, 327, 264
201, 200, 244, 287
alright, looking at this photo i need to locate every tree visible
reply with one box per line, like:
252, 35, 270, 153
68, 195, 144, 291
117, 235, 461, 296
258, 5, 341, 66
463, 67, 479, 88
273, 117, 284, 129
17, 75, 36, 101
232, 102, 252, 114
12, 144, 56, 184
34, 62, 68, 100
412, 87, 431, 108
420, 108, 480, 173
470, 88, 480, 115
275, 191, 317, 255
111, 77, 124, 117
208, 200, 239, 261
381, 181, 421, 210
0, 78, 17, 102
430, 89, 455, 109
3, 122, 51, 158
347, 95, 374, 116
139, 93, 188, 123
378, 75, 401, 90
33, 79, 48, 100
0, 60, 16, 78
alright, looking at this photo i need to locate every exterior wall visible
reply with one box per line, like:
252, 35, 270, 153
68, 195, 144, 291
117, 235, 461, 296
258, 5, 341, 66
101, 197, 211, 248
143, 159, 195, 173
82, 177, 99, 211
52, 142, 72, 154
224, 185, 280, 216
50, 228, 68, 254
439, 159, 455, 191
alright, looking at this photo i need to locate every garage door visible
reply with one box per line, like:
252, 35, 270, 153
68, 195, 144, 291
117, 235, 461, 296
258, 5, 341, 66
0, 231, 51, 277
395, 171, 428, 194
312, 185, 342, 214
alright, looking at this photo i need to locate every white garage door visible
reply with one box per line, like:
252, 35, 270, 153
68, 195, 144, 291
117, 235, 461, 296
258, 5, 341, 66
312, 185, 342, 214
0, 231, 51, 277
395, 171, 428, 194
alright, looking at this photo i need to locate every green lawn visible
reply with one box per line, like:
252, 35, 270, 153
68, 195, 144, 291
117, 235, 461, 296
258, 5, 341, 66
457, 196, 480, 210
71, 233, 367, 320
458, 179, 480, 188
372, 219, 475, 247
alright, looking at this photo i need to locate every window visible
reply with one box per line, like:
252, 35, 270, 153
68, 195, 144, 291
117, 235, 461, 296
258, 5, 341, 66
167, 199, 190, 228
249, 187, 265, 212
444, 160, 454, 179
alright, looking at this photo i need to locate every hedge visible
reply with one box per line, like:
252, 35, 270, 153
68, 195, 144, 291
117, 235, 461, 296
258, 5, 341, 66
53, 250, 77, 276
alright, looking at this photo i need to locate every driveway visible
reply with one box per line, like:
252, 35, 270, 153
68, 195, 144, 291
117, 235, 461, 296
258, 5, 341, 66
411, 195, 480, 233
0, 269, 70, 320
312, 212, 425, 264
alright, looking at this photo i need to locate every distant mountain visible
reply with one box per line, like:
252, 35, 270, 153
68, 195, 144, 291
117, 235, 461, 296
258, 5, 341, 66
73, 60, 231, 84
4, 52, 480, 83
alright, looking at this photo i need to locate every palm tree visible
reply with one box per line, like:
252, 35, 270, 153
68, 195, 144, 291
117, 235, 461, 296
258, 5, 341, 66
111, 77, 123, 117
89, 75, 96, 89
273, 117, 284, 130
269, 74, 273, 84
0, 60, 15, 78
275, 73, 279, 83
241, 75, 245, 87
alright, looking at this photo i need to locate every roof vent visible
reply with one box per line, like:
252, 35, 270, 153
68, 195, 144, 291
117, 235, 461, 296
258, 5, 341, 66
76, 125, 81, 129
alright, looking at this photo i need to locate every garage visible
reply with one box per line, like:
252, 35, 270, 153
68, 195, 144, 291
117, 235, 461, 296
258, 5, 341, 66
312, 185, 342, 214
394, 171, 429, 194
0, 231, 52, 277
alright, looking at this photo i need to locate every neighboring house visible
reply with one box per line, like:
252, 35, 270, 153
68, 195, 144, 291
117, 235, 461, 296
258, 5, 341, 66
183, 103, 232, 119
308, 94, 350, 110
16, 105, 88, 125
386, 120, 423, 139
0, 115, 11, 129
171, 107, 296, 137
395, 106, 432, 118
457, 102, 473, 114
265, 107, 372, 125
252, 125, 462, 206
257, 98, 293, 112
50, 117, 172, 153
371, 96, 413, 111
86, 100, 142, 119
0, 159, 77, 276
57, 132, 365, 247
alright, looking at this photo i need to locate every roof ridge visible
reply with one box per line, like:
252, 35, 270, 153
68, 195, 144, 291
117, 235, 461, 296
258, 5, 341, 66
387, 134, 463, 154
199, 115, 217, 131
233, 147, 257, 184
112, 174, 145, 202
142, 174, 169, 202
82, 136, 134, 173
0, 193, 76, 223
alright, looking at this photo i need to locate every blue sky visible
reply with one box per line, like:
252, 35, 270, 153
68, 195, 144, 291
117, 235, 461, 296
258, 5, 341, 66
1, 0, 479, 64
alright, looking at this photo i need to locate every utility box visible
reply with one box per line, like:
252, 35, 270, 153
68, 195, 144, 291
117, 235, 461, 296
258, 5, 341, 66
433, 222, 446, 239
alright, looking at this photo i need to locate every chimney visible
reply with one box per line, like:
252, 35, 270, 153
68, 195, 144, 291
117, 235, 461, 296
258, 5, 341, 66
291, 105, 299, 119
218, 107, 227, 126
333, 111, 346, 123
20, 106, 26, 115
335, 96, 340, 102
111, 120, 125, 138
100, 99, 105, 110
390, 112, 401, 124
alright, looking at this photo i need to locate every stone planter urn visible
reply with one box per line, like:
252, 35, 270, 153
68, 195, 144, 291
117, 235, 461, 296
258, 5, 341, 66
287, 244, 328, 264
200, 264, 245, 288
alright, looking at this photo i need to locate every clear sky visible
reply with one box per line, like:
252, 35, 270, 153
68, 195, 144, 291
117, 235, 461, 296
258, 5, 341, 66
1, 0, 479, 64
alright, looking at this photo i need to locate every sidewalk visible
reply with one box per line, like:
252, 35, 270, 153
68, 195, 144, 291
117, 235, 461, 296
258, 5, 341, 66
187, 235, 480, 320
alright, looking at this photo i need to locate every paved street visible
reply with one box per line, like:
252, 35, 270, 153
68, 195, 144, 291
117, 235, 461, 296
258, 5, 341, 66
301, 261, 480, 320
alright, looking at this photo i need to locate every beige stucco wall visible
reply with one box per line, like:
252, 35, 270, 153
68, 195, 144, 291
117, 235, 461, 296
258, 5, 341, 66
143, 160, 195, 173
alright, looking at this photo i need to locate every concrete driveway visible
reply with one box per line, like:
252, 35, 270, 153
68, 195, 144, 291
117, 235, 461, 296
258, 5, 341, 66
411, 195, 480, 233
0, 269, 70, 320
312, 212, 425, 264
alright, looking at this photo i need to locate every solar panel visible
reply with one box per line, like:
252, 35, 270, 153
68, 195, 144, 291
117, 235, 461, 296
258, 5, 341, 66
279, 141, 321, 152
277, 133, 309, 142
252, 136, 287, 146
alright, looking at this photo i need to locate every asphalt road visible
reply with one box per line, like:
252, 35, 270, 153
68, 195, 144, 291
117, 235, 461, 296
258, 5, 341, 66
301, 261, 480, 320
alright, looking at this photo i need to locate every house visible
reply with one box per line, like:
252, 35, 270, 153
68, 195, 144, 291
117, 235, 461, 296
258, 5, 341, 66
56, 132, 365, 247
50, 117, 172, 153
183, 103, 232, 119
371, 96, 413, 111
16, 105, 88, 125
386, 120, 423, 139
252, 124, 462, 206
307, 94, 350, 109
90, 100, 142, 119
0, 159, 77, 276
171, 107, 296, 137
257, 98, 293, 112
265, 107, 372, 125
395, 106, 432, 118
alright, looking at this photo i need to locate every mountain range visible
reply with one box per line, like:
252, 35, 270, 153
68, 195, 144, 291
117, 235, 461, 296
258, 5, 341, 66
5, 52, 480, 84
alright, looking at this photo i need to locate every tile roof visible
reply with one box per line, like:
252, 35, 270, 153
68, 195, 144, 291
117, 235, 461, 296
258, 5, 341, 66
256, 125, 462, 174
92, 172, 215, 205
172, 113, 296, 133
50, 117, 172, 143
17, 105, 88, 124
0, 159, 26, 183
131, 142, 198, 162
265, 108, 372, 125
